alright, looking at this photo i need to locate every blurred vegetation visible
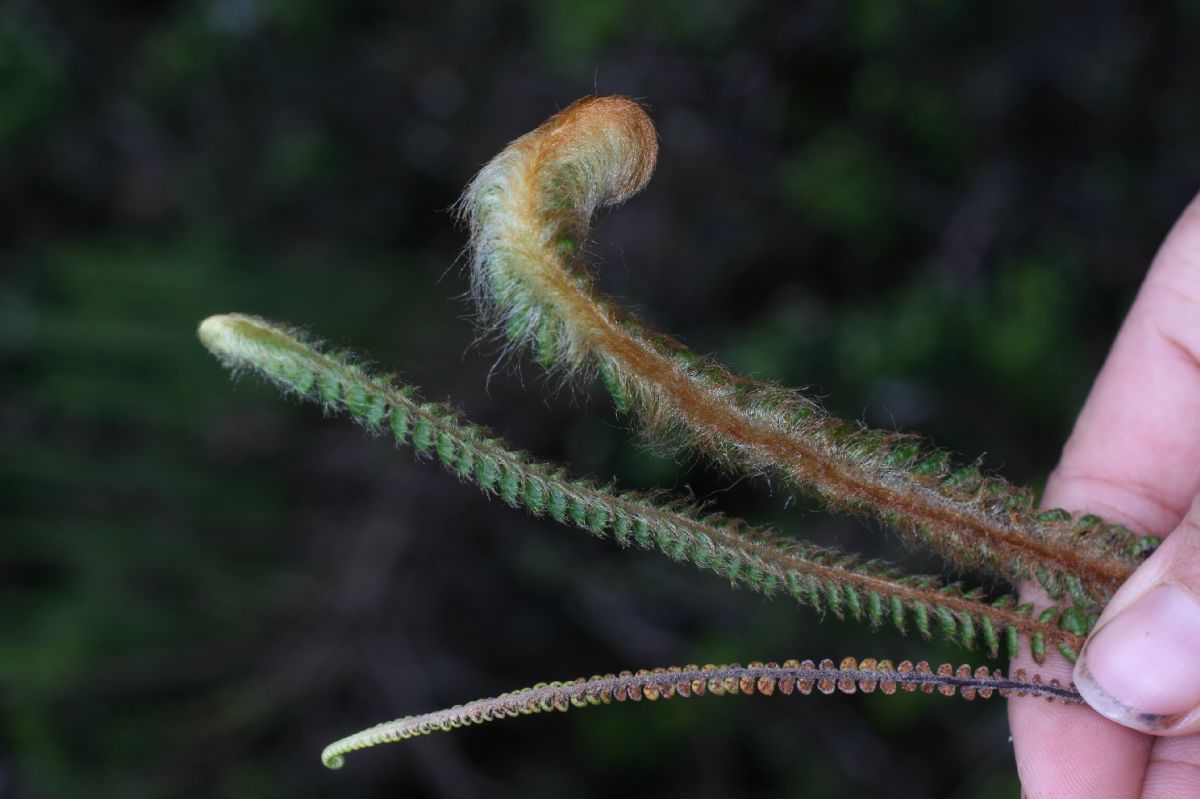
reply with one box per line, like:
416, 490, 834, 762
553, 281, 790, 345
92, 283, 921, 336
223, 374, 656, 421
2, 1, 1198, 797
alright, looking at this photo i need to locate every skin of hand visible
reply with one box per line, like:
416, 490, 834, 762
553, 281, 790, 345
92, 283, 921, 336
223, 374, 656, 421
1010, 189, 1200, 798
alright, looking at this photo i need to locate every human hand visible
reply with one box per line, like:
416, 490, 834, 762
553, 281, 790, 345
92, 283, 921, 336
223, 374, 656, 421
1010, 190, 1200, 798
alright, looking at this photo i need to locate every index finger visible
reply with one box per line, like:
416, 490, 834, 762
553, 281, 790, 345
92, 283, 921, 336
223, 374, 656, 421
1010, 189, 1200, 798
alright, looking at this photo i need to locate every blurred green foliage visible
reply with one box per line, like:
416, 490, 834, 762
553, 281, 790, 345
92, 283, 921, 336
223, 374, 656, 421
2, 1, 1197, 797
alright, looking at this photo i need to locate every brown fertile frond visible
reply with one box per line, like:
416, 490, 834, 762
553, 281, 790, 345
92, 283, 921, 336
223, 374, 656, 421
321, 656, 1082, 769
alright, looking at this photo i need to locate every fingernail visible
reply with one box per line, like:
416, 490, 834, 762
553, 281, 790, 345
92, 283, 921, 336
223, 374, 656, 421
1074, 584, 1200, 731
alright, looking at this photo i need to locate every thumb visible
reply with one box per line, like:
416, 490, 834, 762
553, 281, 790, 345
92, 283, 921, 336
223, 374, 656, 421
1075, 493, 1200, 735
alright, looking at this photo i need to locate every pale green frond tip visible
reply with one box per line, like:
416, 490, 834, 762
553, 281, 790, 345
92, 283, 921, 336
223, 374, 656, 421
198, 313, 328, 396
198, 313, 303, 367
197, 313, 247, 357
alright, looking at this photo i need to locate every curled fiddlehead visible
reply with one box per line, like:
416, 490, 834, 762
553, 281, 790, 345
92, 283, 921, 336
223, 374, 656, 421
458, 95, 1158, 604
320, 656, 1083, 769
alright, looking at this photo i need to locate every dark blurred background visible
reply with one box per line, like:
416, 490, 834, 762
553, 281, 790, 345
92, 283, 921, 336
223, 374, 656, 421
2, 1, 1198, 797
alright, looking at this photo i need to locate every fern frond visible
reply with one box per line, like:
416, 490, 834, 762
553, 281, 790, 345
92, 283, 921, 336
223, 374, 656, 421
458, 94, 1158, 603
197, 313, 1084, 663
320, 656, 1082, 769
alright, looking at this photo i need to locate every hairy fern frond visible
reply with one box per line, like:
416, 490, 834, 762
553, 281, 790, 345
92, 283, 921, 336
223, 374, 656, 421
198, 313, 1084, 664
459, 95, 1158, 604
197, 96, 1151, 776
320, 656, 1082, 769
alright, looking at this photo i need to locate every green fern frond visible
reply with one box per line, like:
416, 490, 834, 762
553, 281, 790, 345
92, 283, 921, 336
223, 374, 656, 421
320, 656, 1082, 769
197, 313, 1084, 663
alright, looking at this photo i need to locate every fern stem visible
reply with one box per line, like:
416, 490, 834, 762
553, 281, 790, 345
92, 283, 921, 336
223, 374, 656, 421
320, 656, 1081, 769
458, 94, 1157, 603
198, 313, 1084, 663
